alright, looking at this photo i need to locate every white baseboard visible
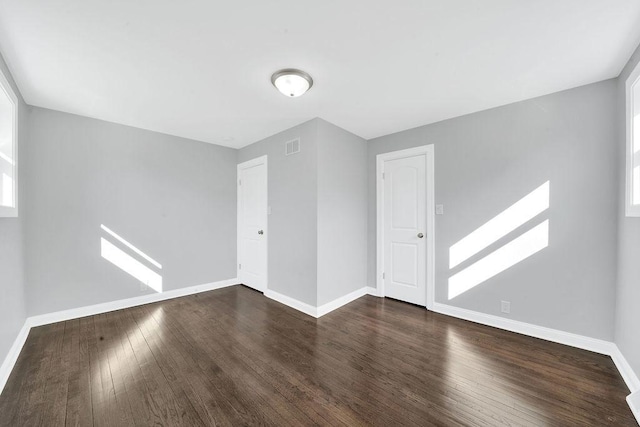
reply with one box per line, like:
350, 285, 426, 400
366, 286, 381, 297
611, 345, 640, 393
265, 286, 371, 318
28, 278, 238, 327
432, 302, 615, 356
628, 390, 640, 425
0, 322, 31, 395
0, 278, 238, 394
264, 289, 318, 317
317, 287, 369, 317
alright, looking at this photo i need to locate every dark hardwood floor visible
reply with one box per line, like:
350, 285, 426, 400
0, 285, 635, 426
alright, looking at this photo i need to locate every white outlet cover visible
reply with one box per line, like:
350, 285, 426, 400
501, 301, 511, 313
436, 204, 444, 215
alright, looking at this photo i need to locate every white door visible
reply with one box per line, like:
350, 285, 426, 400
381, 152, 427, 306
237, 156, 268, 292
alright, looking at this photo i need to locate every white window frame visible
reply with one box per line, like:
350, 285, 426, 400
0, 67, 18, 218
626, 60, 640, 217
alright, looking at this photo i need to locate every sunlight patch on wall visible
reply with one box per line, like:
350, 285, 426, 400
101, 224, 162, 269
100, 224, 163, 293
101, 238, 163, 293
448, 220, 549, 300
449, 181, 549, 269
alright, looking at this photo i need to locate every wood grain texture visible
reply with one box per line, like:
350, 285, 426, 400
0, 285, 635, 426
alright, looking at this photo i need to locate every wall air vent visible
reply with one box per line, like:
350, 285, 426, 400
285, 138, 300, 156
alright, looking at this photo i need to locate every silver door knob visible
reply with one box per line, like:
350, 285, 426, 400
417, 233, 424, 238
258, 230, 264, 235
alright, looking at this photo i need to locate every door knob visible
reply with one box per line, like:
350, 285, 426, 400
417, 233, 424, 238
258, 230, 264, 235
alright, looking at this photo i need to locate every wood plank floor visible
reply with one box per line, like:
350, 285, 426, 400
0, 285, 635, 426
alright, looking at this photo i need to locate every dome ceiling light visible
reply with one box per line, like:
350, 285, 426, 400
271, 68, 313, 97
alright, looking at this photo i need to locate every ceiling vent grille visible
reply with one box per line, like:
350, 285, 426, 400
285, 138, 300, 156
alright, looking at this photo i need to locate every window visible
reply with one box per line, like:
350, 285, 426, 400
0, 67, 17, 217
626, 60, 640, 217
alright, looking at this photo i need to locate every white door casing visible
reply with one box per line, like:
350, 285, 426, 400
377, 145, 435, 308
237, 156, 268, 292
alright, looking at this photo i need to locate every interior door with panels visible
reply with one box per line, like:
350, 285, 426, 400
377, 145, 434, 308
237, 156, 268, 292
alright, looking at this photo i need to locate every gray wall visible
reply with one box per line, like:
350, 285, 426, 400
317, 119, 368, 305
237, 119, 319, 306
25, 107, 237, 316
615, 42, 640, 379
368, 80, 618, 340
0, 54, 27, 366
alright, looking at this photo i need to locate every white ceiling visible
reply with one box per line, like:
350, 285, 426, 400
0, 1, 639, 149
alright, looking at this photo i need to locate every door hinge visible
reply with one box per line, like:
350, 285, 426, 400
239, 263, 242, 270
382, 272, 385, 279
382, 172, 385, 180
238, 179, 242, 186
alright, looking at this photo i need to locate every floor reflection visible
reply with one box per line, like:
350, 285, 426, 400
2, 286, 633, 426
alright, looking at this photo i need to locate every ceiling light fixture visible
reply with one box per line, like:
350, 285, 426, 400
271, 68, 313, 97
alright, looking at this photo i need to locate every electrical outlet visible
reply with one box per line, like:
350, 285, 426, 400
436, 204, 444, 215
501, 301, 511, 314
140, 282, 148, 292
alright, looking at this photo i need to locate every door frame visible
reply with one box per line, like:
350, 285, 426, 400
376, 145, 435, 309
237, 155, 268, 292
